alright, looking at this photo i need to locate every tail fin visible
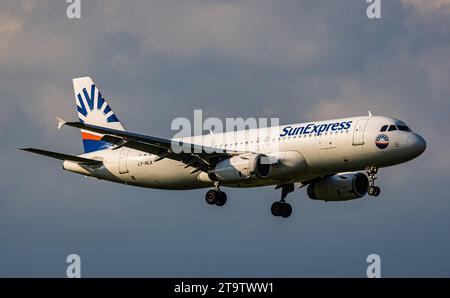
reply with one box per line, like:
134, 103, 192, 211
73, 77, 125, 153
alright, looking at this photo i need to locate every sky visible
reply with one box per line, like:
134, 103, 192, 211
1, 0, 450, 277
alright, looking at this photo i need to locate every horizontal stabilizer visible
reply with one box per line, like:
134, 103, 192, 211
19, 148, 102, 165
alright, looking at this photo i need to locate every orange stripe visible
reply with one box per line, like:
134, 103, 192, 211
81, 132, 102, 141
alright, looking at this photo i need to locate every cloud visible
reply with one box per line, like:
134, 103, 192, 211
401, 0, 450, 13
0, 1, 35, 63
0, 0, 35, 33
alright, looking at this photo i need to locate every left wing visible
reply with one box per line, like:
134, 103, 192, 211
58, 118, 235, 173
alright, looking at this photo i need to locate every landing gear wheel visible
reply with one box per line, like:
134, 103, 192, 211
271, 202, 283, 217
366, 166, 381, 197
373, 186, 380, 197
205, 189, 227, 206
215, 191, 227, 206
272, 183, 295, 218
205, 190, 218, 205
368, 186, 381, 197
271, 202, 292, 218
280, 203, 292, 218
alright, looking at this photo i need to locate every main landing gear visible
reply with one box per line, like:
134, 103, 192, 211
205, 183, 227, 206
366, 166, 381, 197
271, 183, 294, 218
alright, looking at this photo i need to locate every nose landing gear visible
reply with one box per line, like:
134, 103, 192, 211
366, 166, 381, 197
271, 183, 294, 218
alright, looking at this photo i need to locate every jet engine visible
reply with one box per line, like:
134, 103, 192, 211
307, 173, 369, 201
208, 153, 271, 183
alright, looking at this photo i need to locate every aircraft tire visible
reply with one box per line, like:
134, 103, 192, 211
205, 190, 218, 205
280, 203, 292, 218
215, 191, 227, 206
271, 202, 282, 217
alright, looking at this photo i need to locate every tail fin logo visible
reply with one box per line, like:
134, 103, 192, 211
76, 84, 120, 124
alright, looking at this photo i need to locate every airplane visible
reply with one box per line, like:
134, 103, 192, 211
21, 77, 427, 218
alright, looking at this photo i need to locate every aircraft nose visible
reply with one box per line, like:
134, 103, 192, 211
407, 133, 426, 156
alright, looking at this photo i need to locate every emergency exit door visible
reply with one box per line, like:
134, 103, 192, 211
352, 119, 368, 146
118, 148, 130, 174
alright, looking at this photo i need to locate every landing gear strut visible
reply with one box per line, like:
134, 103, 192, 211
366, 166, 381, 197
205, 183, 227, 206
271, 183, 294, 218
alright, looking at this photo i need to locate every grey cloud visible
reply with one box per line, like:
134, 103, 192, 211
401, 0, 450, 13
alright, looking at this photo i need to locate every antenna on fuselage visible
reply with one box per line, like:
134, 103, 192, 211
368, 111, 373, 117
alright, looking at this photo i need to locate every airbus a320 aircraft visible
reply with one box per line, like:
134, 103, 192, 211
21, 77, 426, 218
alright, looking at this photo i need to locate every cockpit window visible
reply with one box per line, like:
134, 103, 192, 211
397, 125, 411, 132
388, 125, 397, 131
395, 120, 411, 132
380, 125, 388, 132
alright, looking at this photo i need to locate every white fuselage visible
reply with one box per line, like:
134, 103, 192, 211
63, 115, 426, 190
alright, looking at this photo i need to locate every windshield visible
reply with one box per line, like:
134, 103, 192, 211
397, 125, 411, 131
395, 120, 412, 132
379, 121, 412, 132
388, 125, 397, 131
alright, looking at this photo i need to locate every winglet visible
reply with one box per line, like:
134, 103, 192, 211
56, 117, 66, 130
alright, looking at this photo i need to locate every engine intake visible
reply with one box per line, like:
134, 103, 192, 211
307, 173, 369, 201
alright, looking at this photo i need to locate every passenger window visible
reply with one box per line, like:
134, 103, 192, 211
380, 125, 388, 132
388, 125, 397, 131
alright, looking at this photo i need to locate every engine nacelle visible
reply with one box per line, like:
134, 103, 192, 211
307, 173, 369, 201
208, 153, 271, 183
268, 151, 307, 178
